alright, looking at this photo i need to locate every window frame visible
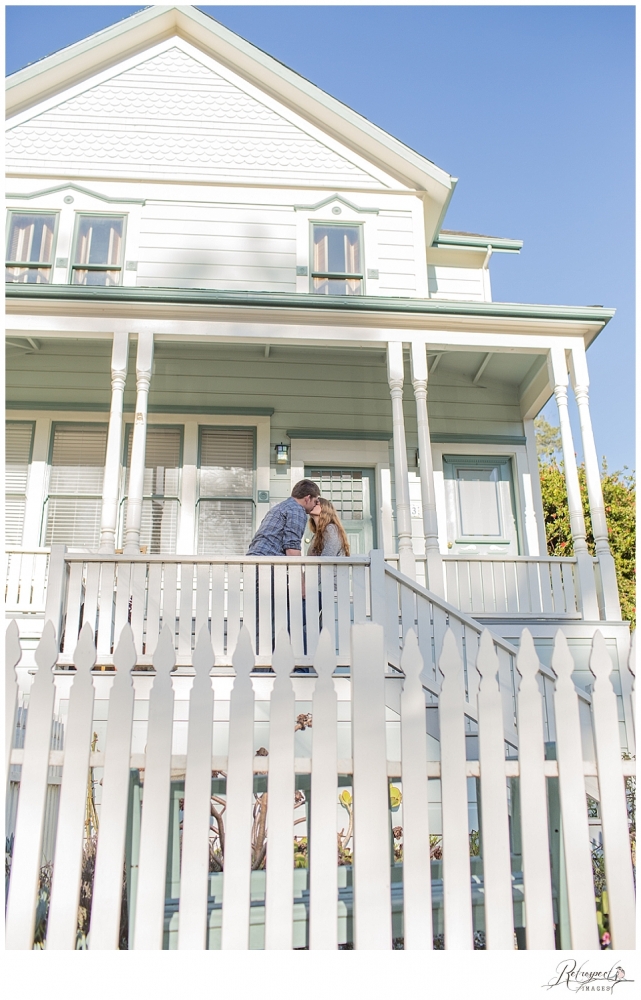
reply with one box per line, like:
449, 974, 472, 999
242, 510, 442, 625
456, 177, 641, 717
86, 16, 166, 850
309, 220, 365, 295
5, 420, 35, 545
69, 211, 127, 286
5, 209, 60, 283
42, 420, 109, 549
118, 422, 184, 554
196, 424, 257, 556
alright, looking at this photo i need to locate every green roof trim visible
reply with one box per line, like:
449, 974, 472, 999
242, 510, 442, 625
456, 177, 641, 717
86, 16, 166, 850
432, 433, 527, 445
434, 233, 523, 253
5, 284, 615, 325
286, 429, 392, 441
6, 401, 275, 416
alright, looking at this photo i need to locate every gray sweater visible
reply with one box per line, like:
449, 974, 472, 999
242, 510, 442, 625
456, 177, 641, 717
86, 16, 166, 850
306, 523, 345, 556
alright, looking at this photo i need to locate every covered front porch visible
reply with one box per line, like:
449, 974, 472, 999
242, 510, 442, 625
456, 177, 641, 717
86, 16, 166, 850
6, 288, 624, 645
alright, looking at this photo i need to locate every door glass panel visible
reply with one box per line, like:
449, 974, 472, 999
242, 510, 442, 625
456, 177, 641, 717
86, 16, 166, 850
305, 467, 375, 554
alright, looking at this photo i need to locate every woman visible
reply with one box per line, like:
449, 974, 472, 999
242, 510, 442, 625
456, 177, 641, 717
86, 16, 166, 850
307, 498, 350, 556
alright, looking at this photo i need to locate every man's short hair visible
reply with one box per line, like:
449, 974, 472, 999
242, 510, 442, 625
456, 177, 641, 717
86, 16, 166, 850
291, 478, 320, 500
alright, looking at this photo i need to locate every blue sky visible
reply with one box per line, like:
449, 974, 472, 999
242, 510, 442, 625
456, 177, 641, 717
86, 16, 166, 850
6, 5, 636, 470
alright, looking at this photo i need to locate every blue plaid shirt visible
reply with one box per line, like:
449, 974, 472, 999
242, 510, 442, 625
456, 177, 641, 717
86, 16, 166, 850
246, 497, 308, 556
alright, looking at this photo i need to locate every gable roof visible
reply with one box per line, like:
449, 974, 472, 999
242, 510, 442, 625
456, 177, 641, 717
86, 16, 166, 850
6, 5, 456, 241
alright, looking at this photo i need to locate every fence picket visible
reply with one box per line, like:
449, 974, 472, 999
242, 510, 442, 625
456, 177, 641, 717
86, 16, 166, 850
476, 629, 515, 949
385, 571, 400, 668
351, 623, 392, 949
195, 564, 211, 639
5, 620, 21, 785
352, 563, 367, 624
588, 632, 636, 949
399, 629, 432, 949
551, 630, 600, 949
264, 630, 296, 950
46, 623, 97, 950
62, 561, 84, 656
228, 563, 243, 655
160, 562, 178, 646
5, 622, 58, 949
257, 564, 271, 656
89, 625, 137, 949
178, 564, 194, 657
438, 627, 474, 949
305, 564, 320, 660
145, 563, 162, 656
288, 564, 304, 659
309, 629, 338, 950
515, 629, 555, 949
178, 627, 215, 950
221, 627, 256, 950
132, 626, 176, 950
82, 561, 101, 639
336, 564, 352, 657
210, 564, 225, 657
130, 562, 147, 655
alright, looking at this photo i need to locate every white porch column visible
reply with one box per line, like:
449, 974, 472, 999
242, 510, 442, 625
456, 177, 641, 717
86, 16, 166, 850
387, 341, 415, 579
123, 333, 154, 555
569, 344, 622, 620
99, 332, 129, 552
548, 346, 599, 620
410, 340, 443, 595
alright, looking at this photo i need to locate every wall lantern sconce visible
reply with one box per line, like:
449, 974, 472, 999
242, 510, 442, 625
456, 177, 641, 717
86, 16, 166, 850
275, 442, 290, 464
415, 449, 421, 470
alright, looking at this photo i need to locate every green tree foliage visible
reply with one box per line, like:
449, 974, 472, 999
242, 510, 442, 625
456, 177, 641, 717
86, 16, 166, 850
534, 417, 636, 627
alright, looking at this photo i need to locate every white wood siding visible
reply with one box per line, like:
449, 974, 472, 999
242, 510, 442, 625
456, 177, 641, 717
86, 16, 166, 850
377, 211, 418, 296
137, 203, 297, 291
428, 265, 486, 302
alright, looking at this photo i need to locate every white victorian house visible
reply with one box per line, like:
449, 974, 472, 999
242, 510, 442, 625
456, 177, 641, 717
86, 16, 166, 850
5, 7, 635, 953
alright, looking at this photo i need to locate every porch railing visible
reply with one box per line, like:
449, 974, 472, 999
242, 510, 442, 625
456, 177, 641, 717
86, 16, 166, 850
5, 615, 636, 950
441, 555, 581, 618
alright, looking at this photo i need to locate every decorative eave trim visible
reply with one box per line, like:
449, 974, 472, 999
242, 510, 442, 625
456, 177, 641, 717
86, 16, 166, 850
6, 182, 146, 205
5, 284, 616, 326
435, 434, 527, 446
434, 233, 523, 253
294, 194, 379, 214
286, 430, 392, 441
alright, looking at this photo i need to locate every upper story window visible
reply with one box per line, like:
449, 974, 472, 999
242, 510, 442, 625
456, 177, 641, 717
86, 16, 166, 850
71, 215, 124, 286
6, 212, 57, 284
311, 224, 363, 295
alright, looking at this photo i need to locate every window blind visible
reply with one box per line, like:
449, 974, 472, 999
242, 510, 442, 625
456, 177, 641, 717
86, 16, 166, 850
198, 428, 255, 555
121, 425, 182, 554
6, 422, 34, 545
44, 423, 107, 549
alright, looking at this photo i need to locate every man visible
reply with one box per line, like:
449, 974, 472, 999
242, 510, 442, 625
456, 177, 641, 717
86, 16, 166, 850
246, 479, 320, 556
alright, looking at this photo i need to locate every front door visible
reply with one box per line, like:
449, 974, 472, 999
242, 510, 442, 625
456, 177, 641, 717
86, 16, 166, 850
305, 467, 376, 554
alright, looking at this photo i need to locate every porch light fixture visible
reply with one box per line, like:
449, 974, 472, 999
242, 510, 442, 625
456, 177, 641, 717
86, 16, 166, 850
275, 442, 289, 464
416, 449, 420, 470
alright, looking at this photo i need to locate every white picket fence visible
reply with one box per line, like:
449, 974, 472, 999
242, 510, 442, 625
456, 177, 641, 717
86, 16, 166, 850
5, 614, 636, 950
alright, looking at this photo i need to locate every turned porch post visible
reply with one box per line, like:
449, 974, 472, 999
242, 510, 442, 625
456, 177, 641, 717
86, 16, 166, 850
548, 346, 599, 620
99, 332, 129, 552
569, 344, 622, 620
387, 341, 416, 579
123, 332, 154, 555
410, 340, 443, 595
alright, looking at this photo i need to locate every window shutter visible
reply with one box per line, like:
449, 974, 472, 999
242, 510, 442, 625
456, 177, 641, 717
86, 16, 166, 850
198, 428, 255, 555
121, 425, 182, 554
45, 424, 107, 549
5, 422, 34, 545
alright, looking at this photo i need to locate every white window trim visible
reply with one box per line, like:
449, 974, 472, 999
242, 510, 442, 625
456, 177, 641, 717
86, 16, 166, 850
431, 442, 540, 556
294, 197, 380, 295
6, 187, 141, 287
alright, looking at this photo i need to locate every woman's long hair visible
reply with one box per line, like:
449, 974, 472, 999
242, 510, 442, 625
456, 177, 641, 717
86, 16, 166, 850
307, 498, 350, 556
